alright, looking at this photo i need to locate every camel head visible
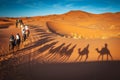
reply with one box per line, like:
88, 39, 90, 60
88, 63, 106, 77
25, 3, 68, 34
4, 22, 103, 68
95, 48, 99, 51
87, 44, 89, 48
105, 43, 108, 47
95, 48, 100, 53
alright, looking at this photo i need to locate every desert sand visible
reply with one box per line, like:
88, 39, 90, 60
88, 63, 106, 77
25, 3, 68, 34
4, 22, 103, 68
0, 10, 120, 80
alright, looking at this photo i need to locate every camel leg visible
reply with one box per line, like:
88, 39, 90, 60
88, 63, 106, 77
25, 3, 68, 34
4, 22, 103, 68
79, 56, 83, 61
75, 55, 80, 62
109, 54, 113, 60
85, 54, 88, 62
107, 54, 108, 61
102, 55, 103, 61
97, 55, 101, 61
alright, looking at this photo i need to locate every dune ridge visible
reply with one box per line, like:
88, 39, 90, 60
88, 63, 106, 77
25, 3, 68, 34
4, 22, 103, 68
46, 21, 119, 39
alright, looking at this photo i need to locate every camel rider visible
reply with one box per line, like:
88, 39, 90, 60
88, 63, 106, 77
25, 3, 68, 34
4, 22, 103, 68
16, 19, 19, 28
19, 19, 23, 25
22, 28, 26, 41
10, 34, 15, 43
16, 33, 21, 44
9, 34, 15, 48
15, 33, 21, 49
25, 25, 30, 37
25, 25, 29, 31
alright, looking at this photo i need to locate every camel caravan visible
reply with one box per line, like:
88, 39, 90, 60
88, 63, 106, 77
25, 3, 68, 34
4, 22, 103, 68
9, 19, 30, 52
8, 19, 113, 61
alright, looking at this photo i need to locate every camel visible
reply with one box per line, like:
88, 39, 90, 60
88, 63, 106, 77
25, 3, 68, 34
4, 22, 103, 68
76, 44, 89, 61
96, 43, 113, 61
16, 19, 23, 28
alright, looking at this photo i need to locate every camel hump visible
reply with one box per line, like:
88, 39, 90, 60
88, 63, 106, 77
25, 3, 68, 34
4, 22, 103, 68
101, 47, 110, 54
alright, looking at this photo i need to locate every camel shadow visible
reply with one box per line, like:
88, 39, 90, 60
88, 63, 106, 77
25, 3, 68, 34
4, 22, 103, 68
29, 25, 56, 38
61, 44, 76, 62
95, 43, 113, 61
76, 44, 89, 62
59, 44, 71, 56
35, 28, 46, 33
58, 44, 77, 62
29, 25, 46, 32
27, 41, 59, 60
19, 37, 54, 51
46, 43, 66, 61
38, 41, 59, 53
4, 41, 59, 66
37, 33, 56, 38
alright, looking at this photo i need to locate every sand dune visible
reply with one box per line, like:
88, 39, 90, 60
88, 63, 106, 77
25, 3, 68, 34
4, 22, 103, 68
46, 21, 119, 39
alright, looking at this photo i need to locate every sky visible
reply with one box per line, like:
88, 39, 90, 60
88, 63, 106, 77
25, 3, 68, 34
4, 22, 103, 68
0, 0, 120, 17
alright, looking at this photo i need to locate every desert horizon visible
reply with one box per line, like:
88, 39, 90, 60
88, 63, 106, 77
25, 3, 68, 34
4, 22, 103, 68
1, 10, 120, 18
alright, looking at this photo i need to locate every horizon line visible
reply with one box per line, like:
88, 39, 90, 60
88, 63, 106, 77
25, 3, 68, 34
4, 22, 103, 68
0, 10, 120, 18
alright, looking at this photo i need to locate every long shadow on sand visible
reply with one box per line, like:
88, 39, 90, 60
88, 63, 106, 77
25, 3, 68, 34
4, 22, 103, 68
37, 33, 56, 38
37, 41, 59, 53
59, 44, 77, 62
20, 37, 55, 51
29, 25, 57, 39
75, 44, 89, 62
44, 43, 66, 61
0, 25, 52, 62
34, 28, 46, 33
44, 43, 76, 62
95, 43, 113, 61
15, 41, 59, 64
0, 40, 59, 73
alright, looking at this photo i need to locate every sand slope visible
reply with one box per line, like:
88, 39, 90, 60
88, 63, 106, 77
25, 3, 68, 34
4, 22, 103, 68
47, 21, 120, 39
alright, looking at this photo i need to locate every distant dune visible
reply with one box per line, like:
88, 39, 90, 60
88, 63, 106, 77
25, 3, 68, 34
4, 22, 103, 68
46, 21, 119, 39
45, 10, 120, 39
